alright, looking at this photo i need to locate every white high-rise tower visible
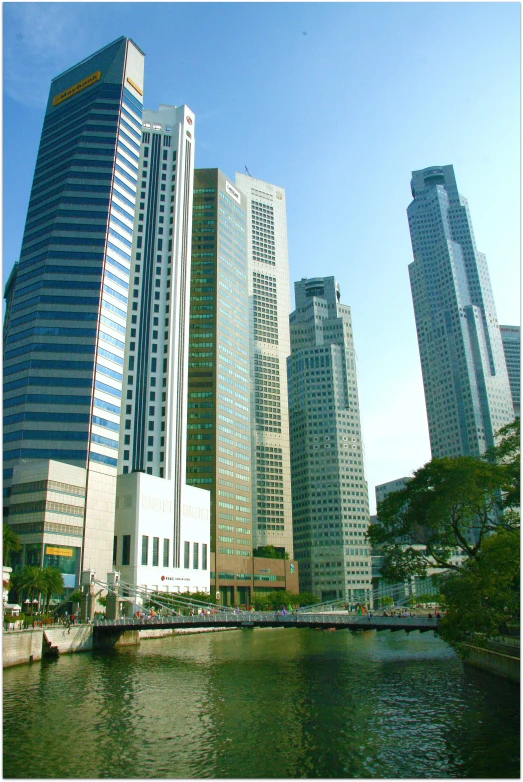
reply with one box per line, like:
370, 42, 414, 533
235, 173, 293, 558
114, 104, 210, 594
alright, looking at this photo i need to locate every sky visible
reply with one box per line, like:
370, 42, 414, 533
3, 2, 520, 513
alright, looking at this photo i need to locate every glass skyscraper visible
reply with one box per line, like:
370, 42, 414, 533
186, 169, 253, 606
407, 165, 514, 458
500, 325, 520, 418
288, 277, 372, 603
3, 37, 144, 583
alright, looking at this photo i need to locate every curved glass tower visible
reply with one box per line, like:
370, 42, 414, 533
407, 165, 514, 458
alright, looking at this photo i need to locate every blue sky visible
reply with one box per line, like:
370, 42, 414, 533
3, 2, 520, 512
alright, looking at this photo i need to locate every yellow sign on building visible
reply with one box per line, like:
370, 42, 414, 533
126, 76, 143, 96
45, 546, 73, 557
52, 71, 101, 107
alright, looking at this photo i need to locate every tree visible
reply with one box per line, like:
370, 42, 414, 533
40, 567, 64, 614
485, 418, 520, 516
252, 545, 289, 560
251, 591, 319, 610
3, 524, 21, 566
12, 566, 45, 614
368, 422, 519, 581
438, 528, 520, 646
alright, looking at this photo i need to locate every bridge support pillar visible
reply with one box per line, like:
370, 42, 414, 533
80, 570, 96, 623
105, 571, 121, 620
106, 593, 121, 621
92, 628, 140, 650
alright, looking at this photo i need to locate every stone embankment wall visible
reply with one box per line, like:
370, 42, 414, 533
461, 643, 520, 682
44, 626, 93, 654
139, 626, 238, 639
3, 629, 43, 667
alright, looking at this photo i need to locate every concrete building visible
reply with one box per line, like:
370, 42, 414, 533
407, 165, 514, 458
3, 37, 144, 585
288, 277, 372, 603
500, 325, 520, 417
114, 104, 210, 596
234, 174, 294, 558
375, 477, 411, 509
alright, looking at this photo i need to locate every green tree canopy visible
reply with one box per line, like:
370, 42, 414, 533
40, 567, 64, 614
11, 566, 45, 614
368, 420, 520, 581
3, 524, 21, 567
438, 528, 520, 646
252, 545, 289, 560
251, 591, 319, 610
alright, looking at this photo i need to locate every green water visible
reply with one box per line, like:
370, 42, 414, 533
3, 628, 520, 778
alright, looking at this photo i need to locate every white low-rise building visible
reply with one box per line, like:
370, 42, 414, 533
114, 471, 210, 595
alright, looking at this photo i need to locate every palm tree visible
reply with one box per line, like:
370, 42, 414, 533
3, 524, 21, 566
40, 567, 64, 614
16, 566, 45, 615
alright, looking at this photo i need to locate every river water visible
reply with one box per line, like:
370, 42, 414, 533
3, 628, 519, 778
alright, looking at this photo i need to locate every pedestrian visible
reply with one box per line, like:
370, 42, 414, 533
428, 612, 432, 619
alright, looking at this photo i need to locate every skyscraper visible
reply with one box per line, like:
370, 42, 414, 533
288, 277, 372, 603
3, 37, 144, 583
407, 165, 514, 458
500, 325, 520, 418
186, 170, 253, 606
234, 173, 293, 558
113, 105, 210, 595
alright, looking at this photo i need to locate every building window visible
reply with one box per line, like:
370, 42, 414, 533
152, 537, 159, 567
113, 536, 117, 566
163, 538, 169, 568
193, 542, 199, 569
141, 535, 149, 566
122, 535, 131, 566
202, 543, 208, 571
184, 541, 190, 569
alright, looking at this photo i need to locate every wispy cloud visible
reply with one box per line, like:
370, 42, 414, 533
4, 3, 90, 108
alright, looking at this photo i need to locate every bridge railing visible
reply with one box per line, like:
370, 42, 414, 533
91, 612, 439, 629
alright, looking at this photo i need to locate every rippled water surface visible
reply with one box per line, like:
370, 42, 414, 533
3, 628, 520, 778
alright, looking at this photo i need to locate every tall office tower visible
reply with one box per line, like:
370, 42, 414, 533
3, 37, 144, 585
186, 170, 252, 606
234, 174, 293, 557
408, 165, 514, 458
500, 325, 520, 417
114, 106, 210, 595
288, 277, 372, 603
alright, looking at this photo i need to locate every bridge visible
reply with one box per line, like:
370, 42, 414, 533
91, 612, 439, 634
72, 571, 441, 645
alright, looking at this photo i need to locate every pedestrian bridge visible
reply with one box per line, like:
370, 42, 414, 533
91, 612, 439, 634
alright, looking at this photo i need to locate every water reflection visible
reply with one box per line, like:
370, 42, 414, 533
3, 628, 519, 778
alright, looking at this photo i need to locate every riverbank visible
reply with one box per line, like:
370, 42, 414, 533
461, 640, 520, 682
3, 624, 240, 668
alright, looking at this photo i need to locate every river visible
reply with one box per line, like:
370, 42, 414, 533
3, 628, 519, 778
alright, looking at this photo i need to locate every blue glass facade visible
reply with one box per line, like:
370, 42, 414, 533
3, 37, 145, 580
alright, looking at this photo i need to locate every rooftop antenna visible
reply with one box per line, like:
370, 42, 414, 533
245, 166, 253, 177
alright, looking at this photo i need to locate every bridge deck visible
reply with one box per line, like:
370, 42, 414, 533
92, 613, 439, 633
